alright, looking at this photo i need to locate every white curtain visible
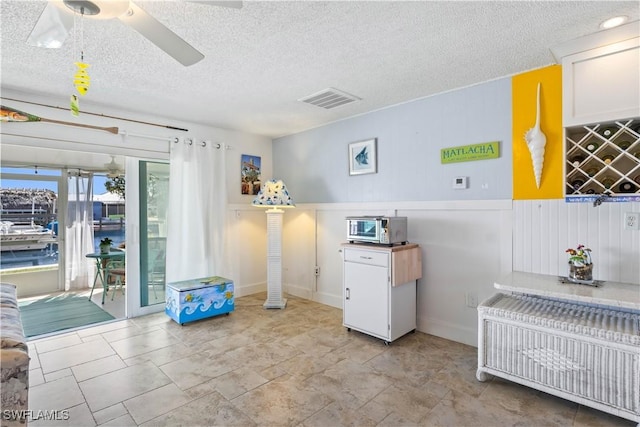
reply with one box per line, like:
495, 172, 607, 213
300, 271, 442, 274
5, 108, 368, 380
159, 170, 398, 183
65, 172, 95, 291
166, 140, 227, 283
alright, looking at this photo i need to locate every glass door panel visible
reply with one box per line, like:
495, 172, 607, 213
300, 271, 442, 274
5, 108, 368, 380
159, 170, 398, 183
1, 168, 61, 295
139, 161, 169, 307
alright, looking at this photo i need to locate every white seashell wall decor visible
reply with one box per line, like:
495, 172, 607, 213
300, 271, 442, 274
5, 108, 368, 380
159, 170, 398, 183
524, 82, 547, 189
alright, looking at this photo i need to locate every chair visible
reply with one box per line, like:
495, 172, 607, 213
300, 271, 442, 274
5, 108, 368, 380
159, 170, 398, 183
104, 260, 126, 301
147, 237, 166, 301
148, 249, 166, 300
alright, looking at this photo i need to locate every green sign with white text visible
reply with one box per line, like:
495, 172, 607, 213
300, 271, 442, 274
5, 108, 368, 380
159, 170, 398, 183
440, 141, 500, 164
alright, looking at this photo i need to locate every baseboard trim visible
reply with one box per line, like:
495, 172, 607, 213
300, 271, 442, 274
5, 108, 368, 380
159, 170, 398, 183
286, 283, 312, 300
418, 316, 477, 347
312, 292, 342, 309
234, 282, 265, 298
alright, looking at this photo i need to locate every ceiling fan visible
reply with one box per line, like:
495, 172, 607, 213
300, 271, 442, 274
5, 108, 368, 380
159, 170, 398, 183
27, 0, 242, 66
75, 155, 124, 177
103, 156, 124, 178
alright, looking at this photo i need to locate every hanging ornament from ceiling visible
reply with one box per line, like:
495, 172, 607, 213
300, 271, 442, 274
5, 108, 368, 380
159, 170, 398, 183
70, 5, 91, 116
73, 61, 91, 95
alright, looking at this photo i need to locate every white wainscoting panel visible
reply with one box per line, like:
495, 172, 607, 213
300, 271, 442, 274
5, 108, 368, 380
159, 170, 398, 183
295, 200, 512, 347
513, 199, 640, 284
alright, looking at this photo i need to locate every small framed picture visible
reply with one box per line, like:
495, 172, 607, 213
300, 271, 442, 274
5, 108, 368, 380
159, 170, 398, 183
241, 154, 262, 195
348, 138, 377, 175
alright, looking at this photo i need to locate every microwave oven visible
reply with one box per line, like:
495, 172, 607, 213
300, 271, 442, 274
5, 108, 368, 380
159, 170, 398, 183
346, 216, 408, 245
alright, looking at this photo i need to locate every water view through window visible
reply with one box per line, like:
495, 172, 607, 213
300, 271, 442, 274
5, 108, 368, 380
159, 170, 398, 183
1, 168, 125, 269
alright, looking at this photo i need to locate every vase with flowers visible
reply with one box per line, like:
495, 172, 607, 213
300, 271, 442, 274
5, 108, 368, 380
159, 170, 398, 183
566, 244, 593, 283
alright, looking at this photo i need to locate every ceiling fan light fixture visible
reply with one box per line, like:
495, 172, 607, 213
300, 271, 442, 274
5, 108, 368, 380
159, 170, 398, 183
104, 156, 123, 177
63, 0, 130, 19
63, 0, 100, 15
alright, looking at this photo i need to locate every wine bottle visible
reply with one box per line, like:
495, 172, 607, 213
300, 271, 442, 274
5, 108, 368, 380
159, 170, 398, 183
618, 182, 638, 193
571, 179, 584, 190
585, 142, 599, 153
599, 126, 616, 138
601, 177, 615, 189
569, 155, 584, 167
586, 166, 600, 177
617, 140, 631, 150
601, 154, 615, 165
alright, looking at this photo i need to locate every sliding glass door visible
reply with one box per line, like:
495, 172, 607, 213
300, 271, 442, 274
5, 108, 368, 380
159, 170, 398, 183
0, 168, 62, 295
124, 159, 169, 316
139, 161, 169, 307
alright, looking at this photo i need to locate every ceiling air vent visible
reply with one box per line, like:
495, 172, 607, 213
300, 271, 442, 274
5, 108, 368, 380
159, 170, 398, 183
299, 88, 361, 109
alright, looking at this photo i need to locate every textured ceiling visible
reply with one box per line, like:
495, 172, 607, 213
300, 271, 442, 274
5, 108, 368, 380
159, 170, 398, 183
1, 1, 639, 139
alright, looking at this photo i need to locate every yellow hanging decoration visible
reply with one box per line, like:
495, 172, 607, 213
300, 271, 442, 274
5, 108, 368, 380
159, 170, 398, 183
73, 62, 91, 95
70, 95, 80, 117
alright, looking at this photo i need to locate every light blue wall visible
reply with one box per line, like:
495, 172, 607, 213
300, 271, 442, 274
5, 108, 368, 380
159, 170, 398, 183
273, 77, 513, 203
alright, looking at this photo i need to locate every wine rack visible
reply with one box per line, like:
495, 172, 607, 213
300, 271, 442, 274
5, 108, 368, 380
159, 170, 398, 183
565, 118, 640, 200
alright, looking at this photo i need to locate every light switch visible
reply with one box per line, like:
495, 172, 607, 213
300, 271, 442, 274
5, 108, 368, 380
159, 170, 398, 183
453, 176, 468, 189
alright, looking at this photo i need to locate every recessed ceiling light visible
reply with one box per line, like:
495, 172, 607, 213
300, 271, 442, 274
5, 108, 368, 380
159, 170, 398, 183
600, 16, 629, 29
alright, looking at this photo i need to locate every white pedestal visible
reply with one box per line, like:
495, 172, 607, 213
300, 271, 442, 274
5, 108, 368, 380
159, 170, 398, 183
263, 209, 286, 309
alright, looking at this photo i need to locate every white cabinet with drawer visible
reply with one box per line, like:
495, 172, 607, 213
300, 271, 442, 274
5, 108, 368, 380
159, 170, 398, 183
341, 243, 422, 344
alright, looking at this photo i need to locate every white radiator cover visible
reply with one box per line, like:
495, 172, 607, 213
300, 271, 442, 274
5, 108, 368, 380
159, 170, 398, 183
477, 293, 640, 424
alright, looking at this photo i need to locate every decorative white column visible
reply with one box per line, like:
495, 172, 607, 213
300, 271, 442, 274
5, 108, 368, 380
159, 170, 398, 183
251, 179, 295, 309
264, 209, 286, 309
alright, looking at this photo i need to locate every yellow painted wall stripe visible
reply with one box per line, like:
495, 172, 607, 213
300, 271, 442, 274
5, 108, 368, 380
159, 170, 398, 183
512, 65, 563, 200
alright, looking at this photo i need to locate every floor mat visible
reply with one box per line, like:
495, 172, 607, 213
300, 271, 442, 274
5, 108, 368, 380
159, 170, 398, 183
18, 294, 115, 337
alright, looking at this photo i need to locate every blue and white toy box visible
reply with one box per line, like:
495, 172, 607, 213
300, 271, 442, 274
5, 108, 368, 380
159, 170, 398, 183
165, 276, 234, 324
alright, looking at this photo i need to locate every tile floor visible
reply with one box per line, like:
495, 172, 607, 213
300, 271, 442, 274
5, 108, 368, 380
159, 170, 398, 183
25, 293, 634, 427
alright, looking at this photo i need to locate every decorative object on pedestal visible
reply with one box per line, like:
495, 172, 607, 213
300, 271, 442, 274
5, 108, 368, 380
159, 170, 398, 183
252, 179, 295, 309
99, 237, 113, 254
566, 244, 593, 283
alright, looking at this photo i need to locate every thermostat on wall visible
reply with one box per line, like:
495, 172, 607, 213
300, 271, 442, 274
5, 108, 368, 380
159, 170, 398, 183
453, 176, 468, 189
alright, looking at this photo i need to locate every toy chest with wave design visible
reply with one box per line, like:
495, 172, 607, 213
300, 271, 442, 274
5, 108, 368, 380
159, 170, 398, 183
166, 276, 234, 325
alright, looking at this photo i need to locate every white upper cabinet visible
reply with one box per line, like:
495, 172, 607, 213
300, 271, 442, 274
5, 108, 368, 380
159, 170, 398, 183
552, 21, 640, 127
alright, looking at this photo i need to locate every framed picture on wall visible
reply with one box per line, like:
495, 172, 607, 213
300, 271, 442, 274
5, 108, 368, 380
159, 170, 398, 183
241, 154, 262, 195
348, 138, 377, 175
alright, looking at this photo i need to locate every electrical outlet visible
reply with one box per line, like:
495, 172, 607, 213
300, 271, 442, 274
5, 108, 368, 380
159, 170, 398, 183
624, 212, 640, 230
465, 292, 478, 308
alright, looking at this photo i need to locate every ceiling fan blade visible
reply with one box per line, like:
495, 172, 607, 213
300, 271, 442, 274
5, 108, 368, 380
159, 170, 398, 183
27, 1, 74, 48
118, 1, 204, 66
187, 1, 243, 9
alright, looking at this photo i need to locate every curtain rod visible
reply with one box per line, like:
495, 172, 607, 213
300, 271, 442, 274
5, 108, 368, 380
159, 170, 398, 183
119, 130, 174, 142
2, 97, 189, 132
176, 138, 231, 149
